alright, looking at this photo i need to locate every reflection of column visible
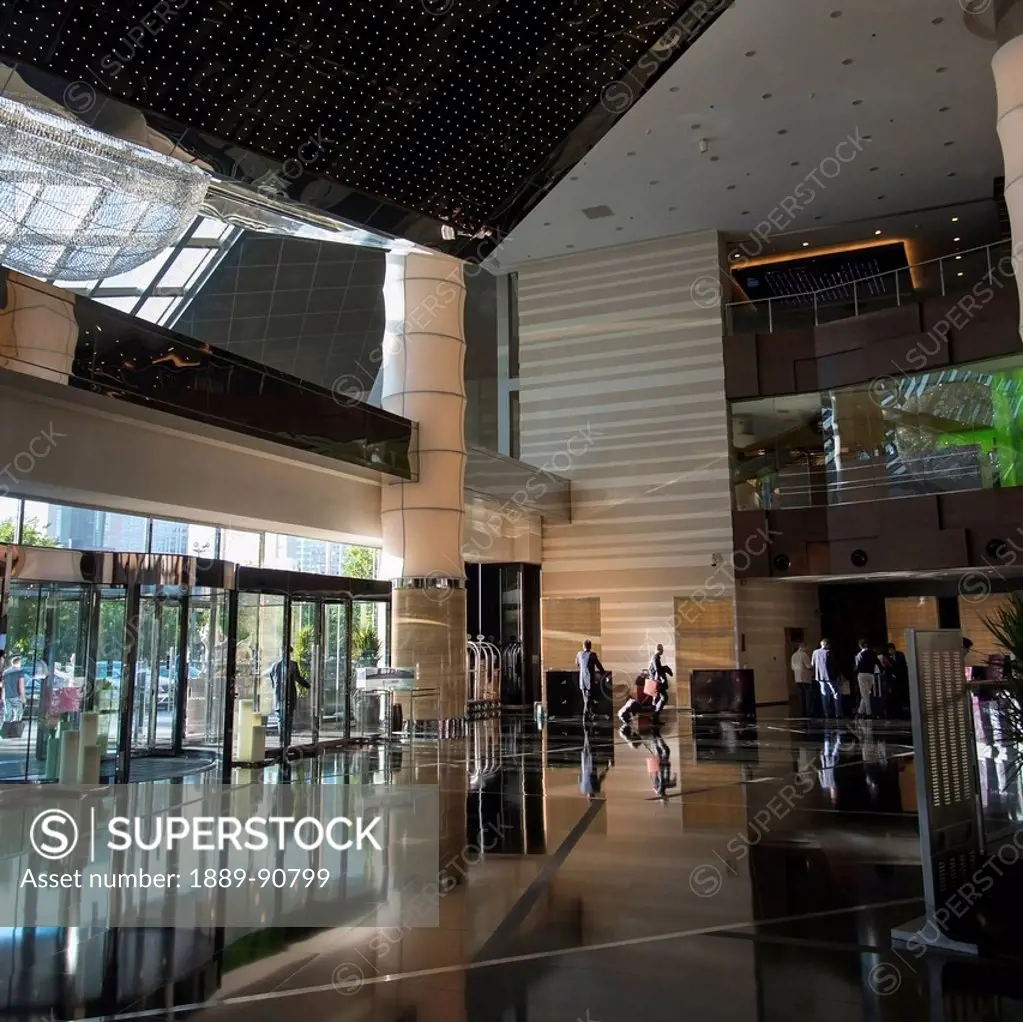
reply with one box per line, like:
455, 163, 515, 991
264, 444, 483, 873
381, 251, 468, 724
827, 392, 888, 502
0, 272, 78, 384
994, 6, 1023, 340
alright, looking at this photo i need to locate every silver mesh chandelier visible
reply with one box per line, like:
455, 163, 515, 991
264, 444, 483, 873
0, 95, 209, 281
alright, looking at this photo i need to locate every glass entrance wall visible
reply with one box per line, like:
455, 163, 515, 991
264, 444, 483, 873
0, 547, 391, 781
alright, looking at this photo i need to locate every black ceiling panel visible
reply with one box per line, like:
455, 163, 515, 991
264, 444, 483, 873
0, 0, 731, 260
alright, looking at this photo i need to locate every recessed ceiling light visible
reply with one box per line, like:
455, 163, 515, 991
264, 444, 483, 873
842, 58, 854, 65
944, 140, 955, 147
691, 123, 701, 129
627, 151, 636, 156
791, 161, 800, 167
650, 180, 659, 185
952, 216, 959, 222
668, 206, 678, 211
869, 166, 879, 172
730, 252, 741, 260
955, 255, 962, 260
954, 236, 961, 242
669, 86, 680, 92
830, 9, 842, 16
802, 242, 810, 247
936, 66, 948, 73
957, 271, 964, 277
852, 99, 863, 106
933, 16, 944, 23
741, 210, 749, 215
710, 156, 720, 161
875, 229, 882, 235
761, 92, 772, 100
778, 128, 788, 135
745, 50, 756, 56
726, 184, 736, 190
877, 195, 886, 200
947, 171, 957, 177
939, 106, 950, 112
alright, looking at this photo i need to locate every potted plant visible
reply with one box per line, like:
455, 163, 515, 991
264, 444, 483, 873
354, 624, 381, 668
981, 593, 1023, 781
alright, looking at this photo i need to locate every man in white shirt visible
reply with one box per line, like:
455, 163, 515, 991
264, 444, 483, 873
790, 643, 813, 717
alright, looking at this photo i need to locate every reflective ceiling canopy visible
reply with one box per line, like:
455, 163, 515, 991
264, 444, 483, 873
0, 0, 730, 261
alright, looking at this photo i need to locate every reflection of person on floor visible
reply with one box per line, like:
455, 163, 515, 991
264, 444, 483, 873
817, 728, 841, 804
270, 646, 309, 745
579, 724, 608, 800
648, 728, 677, 799
575, 640, 604, 721
618, 722, 676, 798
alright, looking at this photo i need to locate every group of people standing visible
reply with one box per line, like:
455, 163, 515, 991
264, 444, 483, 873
790, 638, 909, 720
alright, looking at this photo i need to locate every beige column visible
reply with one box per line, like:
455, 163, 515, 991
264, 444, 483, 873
993, 4, 1023, 339
380, 251, 468, 724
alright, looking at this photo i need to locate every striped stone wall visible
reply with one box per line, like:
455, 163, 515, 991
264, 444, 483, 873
517, 231, 737, 698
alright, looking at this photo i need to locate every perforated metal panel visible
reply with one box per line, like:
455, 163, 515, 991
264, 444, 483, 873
906, 629, 982, 921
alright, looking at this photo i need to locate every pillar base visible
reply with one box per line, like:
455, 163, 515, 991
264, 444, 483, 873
391, 579, 467, 722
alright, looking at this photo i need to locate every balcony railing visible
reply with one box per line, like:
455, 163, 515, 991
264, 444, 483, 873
724, 240, 1015, 335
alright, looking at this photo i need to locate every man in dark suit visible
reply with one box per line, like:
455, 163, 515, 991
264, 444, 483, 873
812, 639, 841, 719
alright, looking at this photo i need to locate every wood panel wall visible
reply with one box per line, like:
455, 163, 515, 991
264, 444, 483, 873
885, 596, 939, 648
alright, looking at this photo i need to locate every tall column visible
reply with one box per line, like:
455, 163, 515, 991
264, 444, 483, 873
380, 251, 468, 726
993, 0, 1023, 339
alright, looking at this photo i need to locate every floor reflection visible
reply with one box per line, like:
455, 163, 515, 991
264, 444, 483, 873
2, 710, 1023, 1022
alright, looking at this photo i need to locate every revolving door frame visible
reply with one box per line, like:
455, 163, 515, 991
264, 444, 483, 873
231, 565, 391, 775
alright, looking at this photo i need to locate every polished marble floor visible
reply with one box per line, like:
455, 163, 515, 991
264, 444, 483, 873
3, 708, 1023, 1022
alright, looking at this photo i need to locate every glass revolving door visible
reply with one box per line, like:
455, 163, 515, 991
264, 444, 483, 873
1, 581, 93, 781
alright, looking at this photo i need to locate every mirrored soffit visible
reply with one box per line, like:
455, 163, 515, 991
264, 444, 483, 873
0, 0, 731, 262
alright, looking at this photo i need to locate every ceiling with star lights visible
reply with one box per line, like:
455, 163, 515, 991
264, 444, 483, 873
0, 0, 730, 261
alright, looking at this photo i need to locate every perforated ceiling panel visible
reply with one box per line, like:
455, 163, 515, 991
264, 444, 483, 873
0, 0, 731, 261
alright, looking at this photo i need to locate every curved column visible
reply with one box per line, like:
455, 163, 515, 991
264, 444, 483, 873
380, 250, 467, 724
993, 0, 1023, 339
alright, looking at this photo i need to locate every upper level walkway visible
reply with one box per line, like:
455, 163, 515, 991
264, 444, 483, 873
725, 239, 1014, 335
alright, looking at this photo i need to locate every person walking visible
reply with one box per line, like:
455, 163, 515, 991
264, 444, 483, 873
575, 640, 604, 721
270, 646, 310, 747
854, 640, 879, 718
811, 639, 841, 720
875, 649, 895, 719
790, 643, 813, 717
2, 654, 28, 730
886, 642, 909, 717
647, 643, 673, 722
